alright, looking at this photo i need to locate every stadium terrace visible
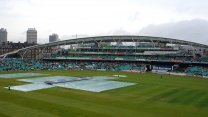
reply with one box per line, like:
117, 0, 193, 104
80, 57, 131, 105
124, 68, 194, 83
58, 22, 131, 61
0, 35, 208, 77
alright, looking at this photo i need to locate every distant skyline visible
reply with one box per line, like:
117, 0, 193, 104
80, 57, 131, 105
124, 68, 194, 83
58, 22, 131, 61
1, 0, 208, 44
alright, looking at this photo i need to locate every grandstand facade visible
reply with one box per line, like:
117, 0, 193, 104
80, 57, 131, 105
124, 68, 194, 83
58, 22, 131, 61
1, 35, 208, 76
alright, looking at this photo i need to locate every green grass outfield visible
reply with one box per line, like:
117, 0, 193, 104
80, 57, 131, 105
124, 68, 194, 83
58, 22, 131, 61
0, 70, 208, 117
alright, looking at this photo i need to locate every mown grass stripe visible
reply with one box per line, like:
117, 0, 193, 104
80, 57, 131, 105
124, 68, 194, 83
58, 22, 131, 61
0, 91, 111, 117
0, 100, 58, 117
168, 88, 195, 103
1, 71, 208, 117
1, 89, 143, 117
181, 91, 208, 105
0, 112, 10, 117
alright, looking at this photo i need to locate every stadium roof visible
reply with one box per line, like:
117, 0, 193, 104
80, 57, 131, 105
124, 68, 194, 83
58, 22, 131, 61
21, 35, 208, 50
1, 35, 208, 58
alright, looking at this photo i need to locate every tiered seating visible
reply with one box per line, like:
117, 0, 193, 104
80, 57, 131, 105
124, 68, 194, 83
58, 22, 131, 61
198, 57, 208, 62
0, 59, 26, 70
51, 48, 208, 63
115, 64, 132, 70
52, 53, 197, 62
0, 58, 147, 72
1, 58, 208, 77
185, 66, 208, 76
178, 51, 192, 56
133, 64, 146, 70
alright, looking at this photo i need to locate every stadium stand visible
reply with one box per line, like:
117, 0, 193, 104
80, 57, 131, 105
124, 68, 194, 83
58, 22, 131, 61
0, 58, 146, 71
0, 36, 208, 77
185, 66, 208, 76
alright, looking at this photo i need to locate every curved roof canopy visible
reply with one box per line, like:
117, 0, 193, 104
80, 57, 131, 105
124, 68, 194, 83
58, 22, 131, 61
22, 35, 208, 50
1, 35, 208, 57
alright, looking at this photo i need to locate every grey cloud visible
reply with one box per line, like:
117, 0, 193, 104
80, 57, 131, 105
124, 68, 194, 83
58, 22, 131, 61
135, 0, 208, 17
108, 28, 131, 35
128, 12, 141, 22
0, 0, 32, 19
171, 0, 208, 15
139, 19, 208, 45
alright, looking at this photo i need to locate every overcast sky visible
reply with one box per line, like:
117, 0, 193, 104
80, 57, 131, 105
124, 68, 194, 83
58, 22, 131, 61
1, 0, 208, 44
